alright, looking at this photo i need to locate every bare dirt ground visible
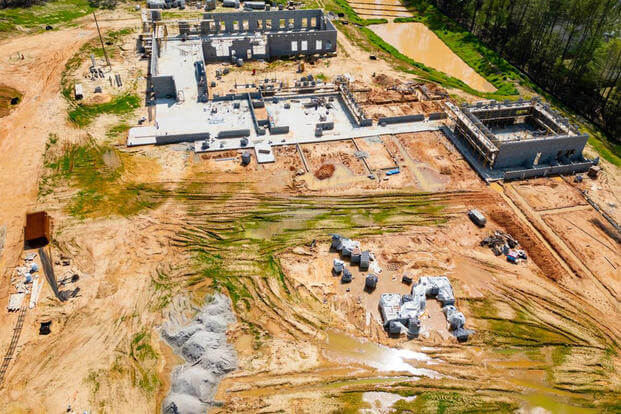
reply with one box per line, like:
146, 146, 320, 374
514, 177, 587, 211
302, 140, 367, 177
0, 6, 619, 414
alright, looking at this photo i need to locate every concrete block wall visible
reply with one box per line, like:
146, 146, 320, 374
152, 75, 177, 98
217, 129, 251, 138
493, 134, 589, 169
503, 160, 595, 180
378, 114, 424, 124
201, 9, 332, 33
267, 30, 336, 57
199, 9, 336, 61
150, 36, 177, 99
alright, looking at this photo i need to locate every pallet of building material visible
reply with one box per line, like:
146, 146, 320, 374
7, 293, 25, 311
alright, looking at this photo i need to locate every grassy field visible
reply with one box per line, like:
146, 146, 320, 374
59, 27, 139, 127
68, 93, 141, 127
0, 0, 93, 34
39, 135, 164, 218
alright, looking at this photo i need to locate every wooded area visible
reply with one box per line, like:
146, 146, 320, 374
413, 0, 621, 140
0, 0, 45, 7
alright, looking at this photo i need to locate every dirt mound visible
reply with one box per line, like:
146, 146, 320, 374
374, 74, 398, 87
314, 164, 335, 180
85, 93, 112, 105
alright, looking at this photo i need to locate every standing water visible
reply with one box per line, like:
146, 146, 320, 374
371, 22, 496, 92
324, 331, 441, 378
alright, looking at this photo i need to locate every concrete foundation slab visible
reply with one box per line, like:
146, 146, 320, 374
254, 141, 275, 163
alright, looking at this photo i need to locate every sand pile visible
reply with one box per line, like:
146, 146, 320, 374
314, 164, 335, 180
161, 294, 237, 414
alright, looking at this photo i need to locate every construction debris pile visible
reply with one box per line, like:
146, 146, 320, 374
379, 276, 473, 342
330, 234, 381, 286
161, 294, 237, 414
7, 253, 42, 311
480, 231, 527, 264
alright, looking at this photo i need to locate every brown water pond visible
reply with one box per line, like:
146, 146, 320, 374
371, 22, 496, 92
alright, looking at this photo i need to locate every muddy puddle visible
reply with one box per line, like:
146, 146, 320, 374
323, 331, 441, 378
361, 391, 416, 413
370, 22, 496, 92
301, 164, 369, 191
246, 208, 326, 239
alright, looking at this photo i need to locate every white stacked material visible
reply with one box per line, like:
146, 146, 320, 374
29, 277, 43, 309
379, 293, 425, 325
8, 293, 25, 311
380, 276, 473, 340
412, 276, 455, 306
379, 293, 401, 323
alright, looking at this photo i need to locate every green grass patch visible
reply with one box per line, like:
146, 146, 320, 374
392, 391, 517, 413
40, 135, 164, 218
465, 298, 575, 347
336, 392, 370, 413
362, 18, 388, 25
68, 93, 140, 127
0, 0, 93, 34
106, 121, 131, 140
59, 28, 141, 127
393, 16, 420, 23
129, 330, 161, 395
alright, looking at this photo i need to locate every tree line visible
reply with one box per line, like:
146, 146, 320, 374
418, 0, 621, 140
1, 0, 44, 7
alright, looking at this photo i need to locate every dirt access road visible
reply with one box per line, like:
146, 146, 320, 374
0, 15, 132, 316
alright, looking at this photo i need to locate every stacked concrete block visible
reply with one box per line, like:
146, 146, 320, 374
378, 276, 473, 341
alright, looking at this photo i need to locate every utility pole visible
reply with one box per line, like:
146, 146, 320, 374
93, 11, 111, 68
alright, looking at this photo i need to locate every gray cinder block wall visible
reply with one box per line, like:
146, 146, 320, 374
150, 35, 177, 98
493, 134, 589, 169
200, 9, 336, 62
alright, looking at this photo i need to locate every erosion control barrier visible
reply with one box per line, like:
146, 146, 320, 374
378, 114, 424, 125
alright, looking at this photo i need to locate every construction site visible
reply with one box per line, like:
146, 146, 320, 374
0, 1, 619, 413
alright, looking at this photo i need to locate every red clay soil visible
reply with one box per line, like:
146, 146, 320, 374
489, 208, 565, 281
314, 163, 335, 180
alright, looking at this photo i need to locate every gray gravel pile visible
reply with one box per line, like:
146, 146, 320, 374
161, 294, 237, 414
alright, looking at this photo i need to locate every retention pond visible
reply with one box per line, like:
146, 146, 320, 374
370, 22, 496, 93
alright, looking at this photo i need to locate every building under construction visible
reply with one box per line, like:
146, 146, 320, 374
146, 9, 336, 99
445, 99, 597, 180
